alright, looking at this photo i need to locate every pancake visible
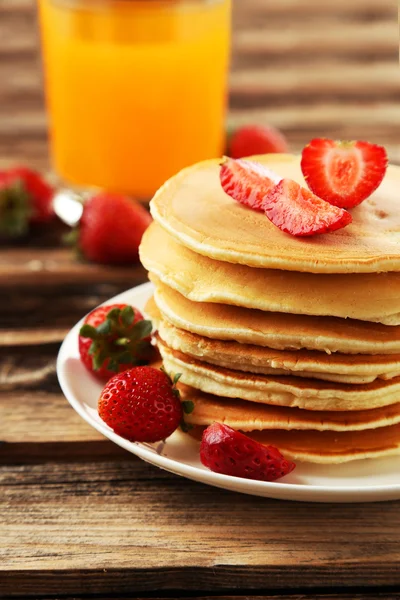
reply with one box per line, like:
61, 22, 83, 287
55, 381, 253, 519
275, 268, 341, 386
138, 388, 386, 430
146, 298, 400, 384
150, 154, 400, 274
179, 383, 400, 432
152, 280, 400, 355
188, 424, 400, 464
248, 426, 400, 463
158, 341, 400, 411
140, 223, 400, 325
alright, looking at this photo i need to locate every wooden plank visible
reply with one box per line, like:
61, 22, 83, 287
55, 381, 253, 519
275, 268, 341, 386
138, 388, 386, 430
230, 63, 400, 100
232, 0, 395, 18
1, 459, 400, 596
0, 247, 147, 286
233, 21, 397, 59
12, 590, 400, 600
0, 391, 102, 444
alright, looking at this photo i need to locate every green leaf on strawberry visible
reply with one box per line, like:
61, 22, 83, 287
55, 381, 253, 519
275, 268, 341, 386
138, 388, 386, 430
78, 303, 154, 380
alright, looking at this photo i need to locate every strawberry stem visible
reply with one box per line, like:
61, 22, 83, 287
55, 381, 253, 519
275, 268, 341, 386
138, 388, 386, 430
0, 179, 32, 238
79, 307, 153, 373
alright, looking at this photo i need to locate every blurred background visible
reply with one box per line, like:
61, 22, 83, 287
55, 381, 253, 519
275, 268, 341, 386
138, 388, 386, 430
0, 0, 399, 174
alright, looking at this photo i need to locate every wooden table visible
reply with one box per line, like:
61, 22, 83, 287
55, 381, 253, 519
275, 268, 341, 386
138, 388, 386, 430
2, 0, 400, 598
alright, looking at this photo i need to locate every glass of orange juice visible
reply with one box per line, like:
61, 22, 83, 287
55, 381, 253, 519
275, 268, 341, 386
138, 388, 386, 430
38, 0, 231, 199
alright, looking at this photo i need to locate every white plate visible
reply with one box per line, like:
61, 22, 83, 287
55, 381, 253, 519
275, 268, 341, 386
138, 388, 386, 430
57, 281, 400, 503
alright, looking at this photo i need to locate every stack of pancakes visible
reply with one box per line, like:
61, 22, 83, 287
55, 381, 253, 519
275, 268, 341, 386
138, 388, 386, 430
139, 154, 400, 464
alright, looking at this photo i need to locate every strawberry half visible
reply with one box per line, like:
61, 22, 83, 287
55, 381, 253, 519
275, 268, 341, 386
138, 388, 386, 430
200, 423, 295, 482
220, 158, 281, 211
79, 303, 153, 380
263, 179, 352, 236
98, 366, 184, 443
301, 138, 388, 208
220, 158, 352, 236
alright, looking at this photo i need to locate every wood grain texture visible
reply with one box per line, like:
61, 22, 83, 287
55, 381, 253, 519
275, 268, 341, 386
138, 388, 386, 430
17, 597, 400, 600
0, 0, 399, 168
0, 246, 146, 286
1, 1, 400, 597
2, 458, 400, 596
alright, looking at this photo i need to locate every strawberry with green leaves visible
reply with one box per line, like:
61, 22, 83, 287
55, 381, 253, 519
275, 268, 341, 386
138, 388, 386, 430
0, 166, 54, 238
79, 303, 153, 380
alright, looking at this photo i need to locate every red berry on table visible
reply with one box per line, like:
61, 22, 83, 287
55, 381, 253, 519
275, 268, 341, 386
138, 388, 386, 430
263, 178, 352, 236
220, 158, 280, 211
0, 166, 54, 237
301, 138, 388, 209
200, 423, 295, 482
228, 124, 289, 159
79, 303, 153, 380
77, 192, 152, 265
98, 366, 183, 443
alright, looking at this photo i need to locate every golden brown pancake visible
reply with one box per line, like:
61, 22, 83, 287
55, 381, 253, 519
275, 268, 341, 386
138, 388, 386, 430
158, 340, 400, 411
150, 154, 400, 274
151, 280, 400, 355
140, 223, 400, 325
248, 425, 400, 463
145, 298, 400, 384
179, 383, 400, 432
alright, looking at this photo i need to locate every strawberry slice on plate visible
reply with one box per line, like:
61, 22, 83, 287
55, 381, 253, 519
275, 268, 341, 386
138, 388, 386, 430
220, 157, 281, 211
200, 423, 295, 482
301, 138, 388, 208
264, 179, 352, 237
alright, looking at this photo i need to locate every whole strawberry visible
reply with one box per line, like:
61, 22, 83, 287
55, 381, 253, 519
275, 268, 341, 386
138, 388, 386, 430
0, 166, 54, 237
79, 303, 153, 380
76, 192, 152, 264
228, 124, 289, 159
200, 423, 295, 482
98, 366, 183, 442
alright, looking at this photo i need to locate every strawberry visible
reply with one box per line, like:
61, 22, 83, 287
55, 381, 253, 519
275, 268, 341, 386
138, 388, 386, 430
301, 138, 388, 208
75, 192, 152, 265
220, 158, 280, 211
263, 178, 352, 236
200, 423, 295, 482
79, 303, 153, 380
98, 366, 184, 443
0, 166, 54, 238
228, 124, 289, 159
220, 158, 352, 236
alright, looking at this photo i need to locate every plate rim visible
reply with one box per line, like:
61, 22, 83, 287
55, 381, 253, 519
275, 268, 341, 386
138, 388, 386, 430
57, 280, 400, 502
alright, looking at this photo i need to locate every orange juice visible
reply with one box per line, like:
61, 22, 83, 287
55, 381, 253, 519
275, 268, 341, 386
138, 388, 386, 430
38, 0, 231, 198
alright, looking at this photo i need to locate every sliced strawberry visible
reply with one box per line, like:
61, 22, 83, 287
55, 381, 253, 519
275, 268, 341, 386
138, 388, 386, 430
263, 179, 352, 236
228, 124, 289, 159
220, 158, 281, 211
301, 138, 388, 208
200, 423, 295, 482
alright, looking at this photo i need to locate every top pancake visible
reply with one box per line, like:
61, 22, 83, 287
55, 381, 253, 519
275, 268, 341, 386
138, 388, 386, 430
150, 154, 400, 274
